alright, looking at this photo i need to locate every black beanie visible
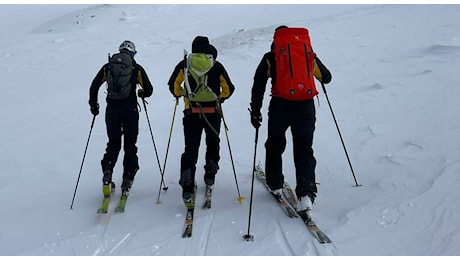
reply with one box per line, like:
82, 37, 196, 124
275, 25, 288, 32
192, 36, 210, 53
209, 44, 218, 59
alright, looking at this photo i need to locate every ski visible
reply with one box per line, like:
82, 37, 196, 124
97, 195, 111, 214
254, 165, 332, 244
202, 185, 213, 209
182, 207, 195, 238
182, 185, 197, 238
254, 166, 298, 218
281, 184, 332, 244
297, 210, 332, 244
114, 192, 129, 213
97, 182, 115, 214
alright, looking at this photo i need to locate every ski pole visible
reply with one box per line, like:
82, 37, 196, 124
155, 98, 179, 204
218, 103, 244, 204
141, 98, 167, 190
243, 109, 259, 241
320, 82, 360, 187
70, 115, 96, 210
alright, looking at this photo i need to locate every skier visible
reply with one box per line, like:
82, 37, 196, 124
89, 40, 154, 199
167, 36, 235, 207
249, 26, 332, 214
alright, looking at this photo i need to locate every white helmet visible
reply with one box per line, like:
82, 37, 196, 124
119, 40, 136, 53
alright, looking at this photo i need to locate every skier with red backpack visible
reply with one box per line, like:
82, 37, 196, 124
249, 26, 332, 214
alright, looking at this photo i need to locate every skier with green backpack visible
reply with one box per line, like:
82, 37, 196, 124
168, 36, 235, 208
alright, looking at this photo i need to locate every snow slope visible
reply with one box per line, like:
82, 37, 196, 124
0, 4, 459, 256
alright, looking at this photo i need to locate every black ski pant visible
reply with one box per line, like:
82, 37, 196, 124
179, 111, 221, 192
101, 102, 139, 181
265, 97, 318, 198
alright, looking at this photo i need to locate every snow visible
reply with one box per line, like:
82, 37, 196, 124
1, 4, 459, 256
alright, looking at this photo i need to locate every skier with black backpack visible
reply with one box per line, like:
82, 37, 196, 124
89, 40, 153, 212
249, 26, 332, 215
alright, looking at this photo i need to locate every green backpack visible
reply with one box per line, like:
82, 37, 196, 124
184, 52, 217, 102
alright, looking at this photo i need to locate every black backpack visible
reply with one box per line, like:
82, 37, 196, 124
106, 52, 134, 100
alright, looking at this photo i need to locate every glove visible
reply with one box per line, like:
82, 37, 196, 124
250, 110, 262, 129
137, 89, 146, 98
90, 103, 99, 116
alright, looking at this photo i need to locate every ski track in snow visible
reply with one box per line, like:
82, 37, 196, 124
274, 218, 296, 255
1, 4, 460, 256
198, 212, 214, 255
107, 233, 133, 255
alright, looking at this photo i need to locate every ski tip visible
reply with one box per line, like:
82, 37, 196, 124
114, 207, 125, 214
236, 196, 245, 204
202, 202, 211, 209
97, 209, 108, 214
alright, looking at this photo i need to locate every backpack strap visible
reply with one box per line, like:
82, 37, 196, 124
183, 50, 194, 100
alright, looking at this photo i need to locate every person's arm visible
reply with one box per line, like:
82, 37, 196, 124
313, 56, 332, 84
89, 64, 107, 107
136, 64, 153, 97
250, 52, 271, 113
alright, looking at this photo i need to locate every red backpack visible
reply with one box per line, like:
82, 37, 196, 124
271, 27, 318, 101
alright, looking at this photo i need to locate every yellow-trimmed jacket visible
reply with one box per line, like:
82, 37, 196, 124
168, 59, 235, 110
